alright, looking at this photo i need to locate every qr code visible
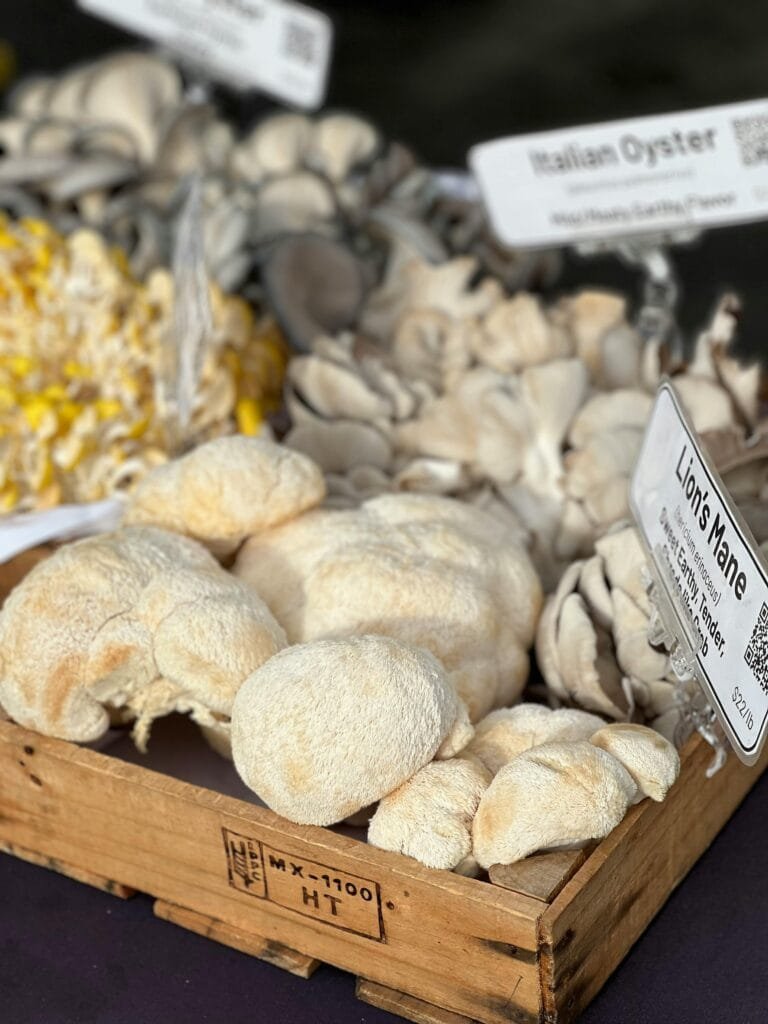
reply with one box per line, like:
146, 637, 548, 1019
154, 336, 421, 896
744, 601, 768, 694
283, 20, 316, 65
732, 115, 768, 166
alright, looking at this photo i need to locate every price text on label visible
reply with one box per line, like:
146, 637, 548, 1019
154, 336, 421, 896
630, 383, 768, 764
470, 98, 768, 248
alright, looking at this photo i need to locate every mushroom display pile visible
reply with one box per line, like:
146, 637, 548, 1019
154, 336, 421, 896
0, 435, 689, 871
0, 214, 286, 512
0, 50, 556, 302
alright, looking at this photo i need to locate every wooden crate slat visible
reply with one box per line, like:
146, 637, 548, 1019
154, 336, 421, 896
0, 838, 135, 898
489, 849, 588, 904
538, 731, 768, 1022
357, 978, 484, 1024
0, 719, 544, 1024
153, 899, 321, 977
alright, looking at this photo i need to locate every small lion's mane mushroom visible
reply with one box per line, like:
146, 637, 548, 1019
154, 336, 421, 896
590, 723, 680, 802
230, 635, 473, 826
124, 435, 326, 556
0, 526, 286, 746
472, 741, 637, 868
235, 493, 542, 721
466, 704, 605, 776
368, 754, 491, 871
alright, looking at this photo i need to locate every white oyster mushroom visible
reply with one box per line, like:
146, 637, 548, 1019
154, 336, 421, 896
368, 755, 491, 871
307, 112, 380, 182
472, 741, 637, 868
285, 419, 392, 474
231, 635, 474, 826
471, 293, 572, 373
232, 112, 312, 180
560, 290, 627, 380
235, 493, 542, 721
466, 704, 606, 775
251, 171, 337, 242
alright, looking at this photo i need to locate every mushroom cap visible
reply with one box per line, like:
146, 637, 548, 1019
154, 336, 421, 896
230, 635, 472, 826
0, 527, 285, 744
368, 755, 491, 870
466, 704, 605, 775
590, 723, 680, 801
262, 235, 366, 353
235, 493, 542, 721
472, 741, 637, 868
124, 436, 326, 555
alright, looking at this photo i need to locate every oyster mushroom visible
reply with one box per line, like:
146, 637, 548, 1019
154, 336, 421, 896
0, 526, 286, 748
367, 754, 491, 871
231, 112, 312, 180
306, 112, 380, 182
472, 741, 637, 868
262, 235, 366, 352
231, 635, 473, 826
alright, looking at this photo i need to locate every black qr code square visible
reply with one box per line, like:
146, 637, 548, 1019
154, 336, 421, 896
283, 20, 316, 65
744, 602, 768, 694
732, 115, 768, 166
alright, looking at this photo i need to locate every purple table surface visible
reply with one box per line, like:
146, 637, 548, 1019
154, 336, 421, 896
2, 753, 768, 1024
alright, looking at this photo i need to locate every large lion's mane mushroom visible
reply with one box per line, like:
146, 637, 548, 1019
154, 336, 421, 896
124, 435, 326, 556
230, 635, 473, 826
0, 526, 286, 748
472, 741, 638, 868
234, 492, 542, 721
466, 703, 606, 776
367, 754, 491, 873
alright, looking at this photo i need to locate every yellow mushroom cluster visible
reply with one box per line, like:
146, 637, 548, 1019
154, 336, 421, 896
0, 215, 287, 512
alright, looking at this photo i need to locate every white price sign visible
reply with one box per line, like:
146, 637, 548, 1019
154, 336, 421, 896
630, 383, 768, 765
78, 0, 333, 108
470, 99, 768, 248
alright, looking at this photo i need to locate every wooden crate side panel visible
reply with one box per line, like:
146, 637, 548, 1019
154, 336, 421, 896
539, 733, 768, 1022
0, 720, 544, 1024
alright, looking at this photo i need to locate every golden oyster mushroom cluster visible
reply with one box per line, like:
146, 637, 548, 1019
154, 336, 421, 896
0, 215, 286, 512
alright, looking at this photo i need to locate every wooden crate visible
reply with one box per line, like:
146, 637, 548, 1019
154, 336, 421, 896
1, 558, 766, 1023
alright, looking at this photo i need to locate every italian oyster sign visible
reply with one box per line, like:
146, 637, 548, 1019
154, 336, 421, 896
470, 99, 768, 248
79, 0, 333, 108
630, 382, 768, 764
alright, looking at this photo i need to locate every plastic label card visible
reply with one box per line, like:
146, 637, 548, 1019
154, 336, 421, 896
470, 99, 768, 248
79, 0, 333, 108
630, 382, 768, 765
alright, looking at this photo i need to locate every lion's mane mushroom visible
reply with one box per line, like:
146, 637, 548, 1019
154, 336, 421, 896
367, 754, 491, 872
0, 526, 286, 747
124, 435, 326, 556
590, 723, 680, 802
472, 741, 637, 868
230, 635, 473, 826
466, 704, 606, 775
235, 493, 542, 721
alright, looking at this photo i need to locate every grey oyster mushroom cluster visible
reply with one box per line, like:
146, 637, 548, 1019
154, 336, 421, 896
284, 276, 761, 589
0, 50, 555, 312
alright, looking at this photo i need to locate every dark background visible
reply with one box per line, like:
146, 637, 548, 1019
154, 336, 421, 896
1, 4, 768, 1023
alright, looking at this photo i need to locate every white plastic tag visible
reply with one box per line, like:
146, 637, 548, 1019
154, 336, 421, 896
470, 98, 768, 248
78, 0, 333, 108
0, 499, 123, 565
630, 382, 768, 765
